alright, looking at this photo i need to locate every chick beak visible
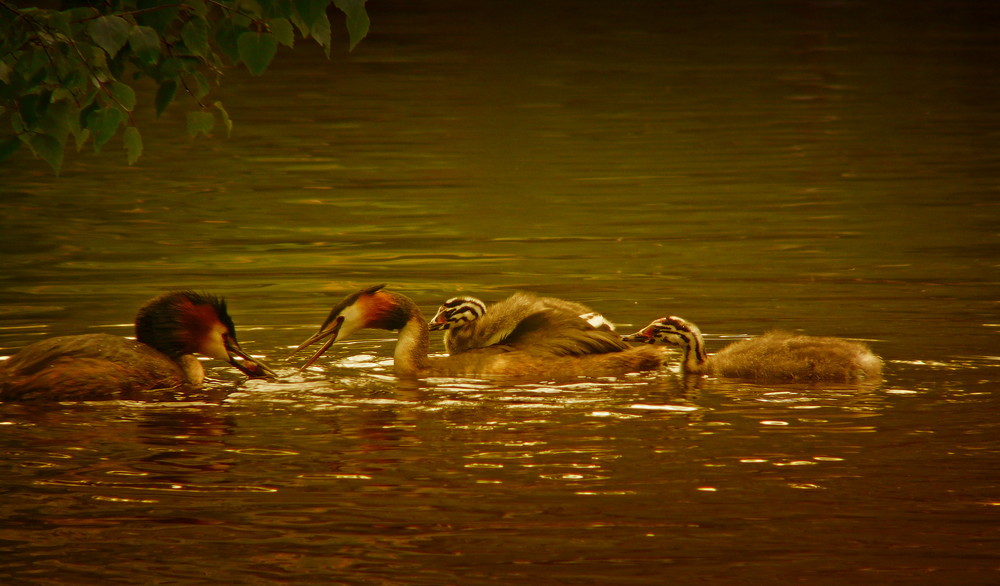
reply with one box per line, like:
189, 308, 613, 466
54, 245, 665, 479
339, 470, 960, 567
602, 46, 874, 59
225, 337, 277, 378
621, 329, 653, 344
289, 316, 344, 370
427, 313, 449, 331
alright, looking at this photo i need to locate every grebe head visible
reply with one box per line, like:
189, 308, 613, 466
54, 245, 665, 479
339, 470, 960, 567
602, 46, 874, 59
428, 296, 486, 331
621, 316, 700, 347
135, 291, 275, 378
290, 284, 413, 369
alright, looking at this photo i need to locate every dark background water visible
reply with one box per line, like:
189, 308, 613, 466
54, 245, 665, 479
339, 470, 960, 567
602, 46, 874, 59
1, 0, 999, 583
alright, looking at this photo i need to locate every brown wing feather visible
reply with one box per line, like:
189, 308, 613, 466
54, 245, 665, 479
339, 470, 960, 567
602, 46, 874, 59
445, 292, 617, 355
499, 309, 628, 356
0, 334, 186, 401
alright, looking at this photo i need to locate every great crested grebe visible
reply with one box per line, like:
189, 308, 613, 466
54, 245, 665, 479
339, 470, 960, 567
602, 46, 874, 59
622, 316, 882, 382
290, 285, 667, 380
428, 292, 618, 355
0, 291, 275, 401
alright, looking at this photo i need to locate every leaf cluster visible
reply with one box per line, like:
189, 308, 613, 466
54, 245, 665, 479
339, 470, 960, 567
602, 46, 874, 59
0, 0, 369, 174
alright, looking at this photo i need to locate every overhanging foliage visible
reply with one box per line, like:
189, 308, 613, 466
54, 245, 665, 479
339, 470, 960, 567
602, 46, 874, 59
0, 0, 369, 174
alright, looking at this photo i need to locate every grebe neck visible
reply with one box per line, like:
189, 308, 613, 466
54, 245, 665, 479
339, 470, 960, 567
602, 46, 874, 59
679, 328, 710, 374
393, 315, 432, 377
178, 354, 205, 385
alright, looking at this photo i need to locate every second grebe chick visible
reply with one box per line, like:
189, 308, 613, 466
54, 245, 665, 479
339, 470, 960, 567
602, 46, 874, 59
622, 316, 882, 382
291, 285, 667, 380
428, 292, 619, 355
0, 291, 275, 401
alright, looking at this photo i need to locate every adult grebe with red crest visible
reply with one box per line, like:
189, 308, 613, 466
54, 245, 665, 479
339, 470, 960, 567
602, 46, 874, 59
291, 285, 667, 380
0, 291, 274, 401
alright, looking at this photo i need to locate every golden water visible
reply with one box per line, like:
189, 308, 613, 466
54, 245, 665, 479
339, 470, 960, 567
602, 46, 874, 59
1, 0, 998, 582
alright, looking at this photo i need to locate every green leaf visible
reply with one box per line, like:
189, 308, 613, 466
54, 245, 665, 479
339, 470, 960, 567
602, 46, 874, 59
260, 0, 293, 19
154, 80, 177, 117
181, 17, 210, 57
88, 15, 131, 57
187, 111, 215, 137
108, 81, 136, 112
0, 136, 21, 163
157, 57, 183, 79
64, 6, 100, 29
312, 12, 331, 56
65, 101, 88, 152
215, 21, 246, 63
18, 93, 46, 129
15, 48, 48, 86
75, 44, 108, 76
123, 126, 142, 165
289, 9, 309, 38
42, 10, 73, 38
10, 113, 27, 140
214, 101, 232, 138
190, 71, 210, 100
87, 107, 124, 148
79, 99, 100, 128
54, 68, 85, 99
231, 12, 253, 29
270, 17, 295, 47
72, 128, 91, 152
107, 50, 128, 80
38, 99, 74, 144
128, 25, 160, 65
30, 133, 63, 175
237, 32, 279, 76
186, 0, 209, 17
294, 0, 327, 34
334, 0, 369, 50
27, 67, 49, 92
135, 0, 179, 35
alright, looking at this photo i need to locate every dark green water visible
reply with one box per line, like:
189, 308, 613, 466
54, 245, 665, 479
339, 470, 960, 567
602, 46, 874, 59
2, 0, 998, 583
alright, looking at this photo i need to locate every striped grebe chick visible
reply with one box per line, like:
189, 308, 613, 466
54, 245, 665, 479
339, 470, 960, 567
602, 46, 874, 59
622, 316, 882, 382
428, 292, 618, 356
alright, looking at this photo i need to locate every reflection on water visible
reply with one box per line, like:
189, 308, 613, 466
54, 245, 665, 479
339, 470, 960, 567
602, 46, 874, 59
2, 0, 999, 582
3, 360, 997, 582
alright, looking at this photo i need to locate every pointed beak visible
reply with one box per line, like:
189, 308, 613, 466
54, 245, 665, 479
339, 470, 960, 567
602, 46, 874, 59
621, 329, 653, 344
289, 316, 344, 370
225, 337, 277, 379
427, 313, 449, 331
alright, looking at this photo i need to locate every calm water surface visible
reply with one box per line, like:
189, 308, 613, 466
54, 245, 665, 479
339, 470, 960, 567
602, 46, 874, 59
1, 0, 999, 583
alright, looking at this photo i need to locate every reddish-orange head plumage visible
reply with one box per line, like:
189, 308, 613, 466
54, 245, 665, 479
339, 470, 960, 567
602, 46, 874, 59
134, 291, 273, 378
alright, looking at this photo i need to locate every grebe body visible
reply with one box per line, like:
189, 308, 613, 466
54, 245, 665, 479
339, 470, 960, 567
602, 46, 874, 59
428, 292, 619, 356
0, 291, 274, 401
292, 285, 666, 380
623, 316, 881, 382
